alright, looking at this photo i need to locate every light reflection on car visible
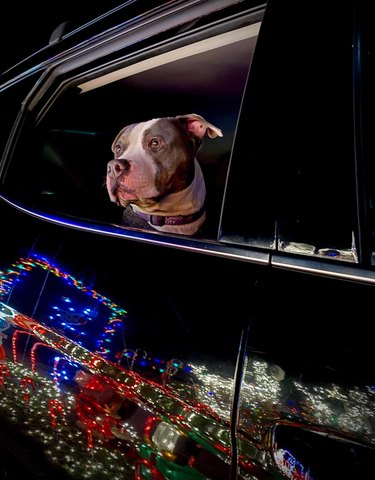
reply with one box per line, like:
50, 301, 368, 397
1, 253, 374, 479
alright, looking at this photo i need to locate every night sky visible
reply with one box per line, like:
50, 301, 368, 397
0, 1, 124, 74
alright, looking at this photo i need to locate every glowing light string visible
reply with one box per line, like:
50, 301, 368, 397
30, 342, 53, 372
12, 330, 38, 363
0, 253, 127, 358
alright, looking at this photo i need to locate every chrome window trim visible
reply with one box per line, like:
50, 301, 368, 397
33, 12, 262, 125
5, 192, 375, 286
0, 193, 271, 266
272, 253, 375, 285
0, 1, 262, 96
30, 6, 264, 123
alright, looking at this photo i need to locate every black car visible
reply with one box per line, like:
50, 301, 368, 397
0, 1, 374, 479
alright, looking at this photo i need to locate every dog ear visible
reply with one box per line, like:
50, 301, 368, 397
111, 124, 136, 154
177, 114, 223, 139
111, 126, 127, 153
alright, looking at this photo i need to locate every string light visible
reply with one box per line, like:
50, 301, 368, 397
1, 253, 374, 479
0, 253, 127, 361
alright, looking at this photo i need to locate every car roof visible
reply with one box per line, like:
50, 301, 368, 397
0, 0, 184, 79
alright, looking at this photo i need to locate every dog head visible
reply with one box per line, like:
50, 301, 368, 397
106, 113, 223, 235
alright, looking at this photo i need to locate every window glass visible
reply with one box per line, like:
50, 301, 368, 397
361, 1, 375, 265
220, 1, 358, 262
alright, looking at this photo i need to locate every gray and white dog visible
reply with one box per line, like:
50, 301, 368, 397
106, 113, 223, 236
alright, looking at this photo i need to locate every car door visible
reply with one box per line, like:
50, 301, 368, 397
221, 1, 375, 479
0, 2, 271, 479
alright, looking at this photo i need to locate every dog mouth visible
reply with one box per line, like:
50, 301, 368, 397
116, 186, 138, 205
107, 174, 161, 208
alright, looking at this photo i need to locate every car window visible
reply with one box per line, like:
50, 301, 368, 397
1, 10, 263, 244
0, 74, 42, 169
220, 0, 358, 263
360, 1, 375, 266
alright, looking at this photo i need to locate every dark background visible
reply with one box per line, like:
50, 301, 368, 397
0, 1, 125, 74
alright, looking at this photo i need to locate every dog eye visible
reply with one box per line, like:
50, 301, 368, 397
150, 138, 161, 148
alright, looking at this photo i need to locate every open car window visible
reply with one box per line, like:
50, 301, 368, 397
2, 14, 262, 243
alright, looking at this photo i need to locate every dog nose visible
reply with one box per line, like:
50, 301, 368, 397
107, 159, 130, 178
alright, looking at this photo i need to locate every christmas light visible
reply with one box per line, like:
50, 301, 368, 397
1, 254, 374, 480
0, 253, 127, 361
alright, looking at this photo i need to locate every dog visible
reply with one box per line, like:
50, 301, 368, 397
106, 114, 223, 236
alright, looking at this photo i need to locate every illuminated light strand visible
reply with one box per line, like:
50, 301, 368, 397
1, 254, 126, 316
0, 364, 10, 387
29, 254, 126, 315
3, 259, 373, 473
49, 398, 64, 428
1, 253, 128, 360
0, 363, 134, 478
75, 394, 119, 449
21, 376, 36, 402
30, 341, 52, 372
12, 329, 38, 363
134, 456, 165, 480
116, 348, 147, 371
53, 356, 72, 386
162, 358, 183, 386
3, 358, 375, 478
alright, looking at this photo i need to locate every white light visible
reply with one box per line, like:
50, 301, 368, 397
78, 24, 260, 93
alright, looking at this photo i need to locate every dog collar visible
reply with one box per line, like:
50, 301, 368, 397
132, 204, 205, 227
